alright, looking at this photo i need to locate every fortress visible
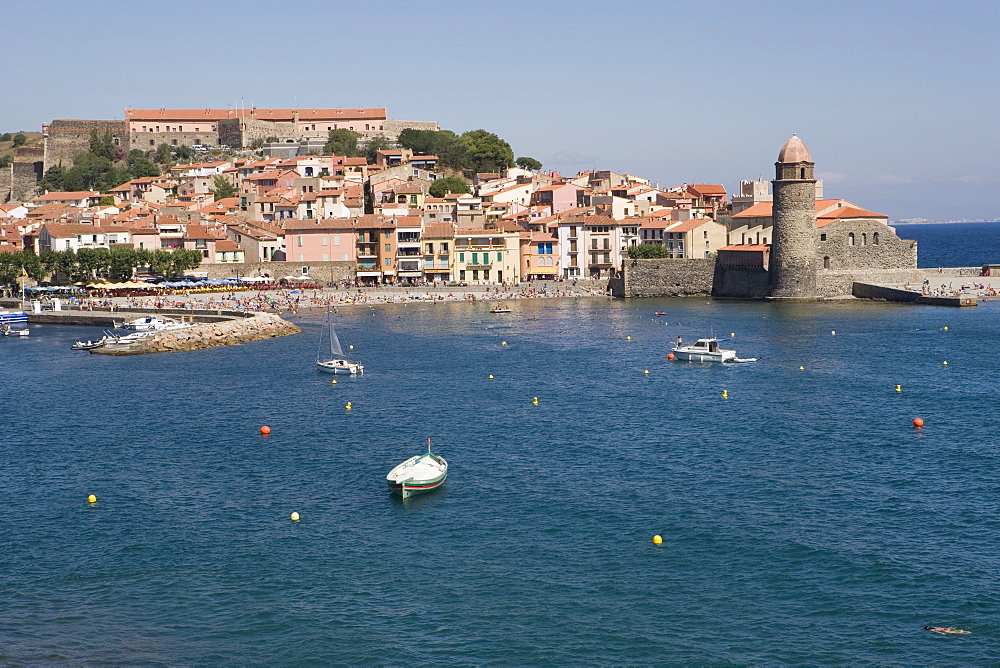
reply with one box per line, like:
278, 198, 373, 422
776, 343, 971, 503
42, 107, 439, 171
616, 136, 924, 299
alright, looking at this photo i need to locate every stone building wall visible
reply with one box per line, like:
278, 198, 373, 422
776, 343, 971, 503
129, 131, 216, 151
43, 119, 128, 171
712, 266, 771, 298
11, 162, 42, 201
614, 258, 716, 297
817, 220, 918, 270
199, 260, 355, 284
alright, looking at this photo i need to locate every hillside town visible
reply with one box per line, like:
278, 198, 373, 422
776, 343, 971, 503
0, 106, 894, 288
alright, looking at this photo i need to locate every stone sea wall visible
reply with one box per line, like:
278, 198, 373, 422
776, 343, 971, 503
93, 312, 300, 356
613, 258, 716, 298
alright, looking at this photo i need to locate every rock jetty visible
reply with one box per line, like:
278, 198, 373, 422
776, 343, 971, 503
93, 312, 300, 355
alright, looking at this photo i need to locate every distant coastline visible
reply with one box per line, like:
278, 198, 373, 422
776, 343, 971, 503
894, 218, 1000, 225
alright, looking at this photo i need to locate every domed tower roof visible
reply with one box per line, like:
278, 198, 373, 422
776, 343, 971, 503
777, 134, 811, 163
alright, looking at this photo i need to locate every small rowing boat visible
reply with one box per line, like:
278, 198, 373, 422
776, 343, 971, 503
386, 439, 448, 499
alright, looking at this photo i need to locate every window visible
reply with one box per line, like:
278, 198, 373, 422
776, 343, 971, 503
385, 244, 391, 253
862, 232, 867, 245
848, 232, 855, 246
459, 252, 465, 262
322, 237, 328, 246
496, 252, 502, 261
442, 242, 449, 252
472, 252, 479, 265
873, 232, 880, 245
322, 253, 329, 261
297, 235, 303, 247
341, 253, 348, 261
538, 242, 552, 254
824, 256, 831, 269
603, 239, 610, 250
333, 235, 340, 246
820, 233, 827, 241
385, 258, 391, 266
297, 253, 304, 262
460, 270, 466, 281
472, 270, 479, 281
591, 239, 598, 250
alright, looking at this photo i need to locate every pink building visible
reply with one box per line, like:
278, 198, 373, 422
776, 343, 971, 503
283, 218, 359, 263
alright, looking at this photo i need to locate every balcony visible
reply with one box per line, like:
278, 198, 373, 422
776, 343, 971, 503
466, 261, 492, 268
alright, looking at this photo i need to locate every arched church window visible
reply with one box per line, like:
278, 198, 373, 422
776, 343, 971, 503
848, 233, 855, 246
800, 167, 806, 178
862, 233, 867, 245
873, 232, 880, 245
824, 256, 831, 269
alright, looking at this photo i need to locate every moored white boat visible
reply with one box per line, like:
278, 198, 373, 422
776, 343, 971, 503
490, 302, 511, 313
671, 337, 756, 363
114, 315, 174, 331
72, 337, 107, 350
317, 305, 363, 374
386, 440, 448, 499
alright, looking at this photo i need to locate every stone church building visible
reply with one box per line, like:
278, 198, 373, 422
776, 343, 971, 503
711, 135, 922, 299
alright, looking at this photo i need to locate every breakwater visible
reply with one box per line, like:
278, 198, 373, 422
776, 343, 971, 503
19, 307, 301, 355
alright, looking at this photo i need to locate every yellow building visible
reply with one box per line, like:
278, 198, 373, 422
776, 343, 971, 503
453, 227, 520, 285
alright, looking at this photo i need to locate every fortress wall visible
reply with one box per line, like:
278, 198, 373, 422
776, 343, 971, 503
619, 258, 715, 297
198, 260, 355, 284
44, 120, 128, 171
711, 266, 770, 298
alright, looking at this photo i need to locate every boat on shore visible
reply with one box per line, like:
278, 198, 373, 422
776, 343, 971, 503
0, 310, 28, 326
671, 337, 756, 363
386, 439, 448, 499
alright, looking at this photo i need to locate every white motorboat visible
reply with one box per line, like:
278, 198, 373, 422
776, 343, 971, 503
114, 315, 174, 331
386, 439, 448, 499
671, 337, 754, 363
317, 305, 363, 375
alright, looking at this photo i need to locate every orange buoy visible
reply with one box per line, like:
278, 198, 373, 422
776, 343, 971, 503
913, 418, 924, 428
260, 425, 271, 435
667, 353, 675, 360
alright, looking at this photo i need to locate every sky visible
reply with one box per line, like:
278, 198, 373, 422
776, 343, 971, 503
4, 0, 997, 221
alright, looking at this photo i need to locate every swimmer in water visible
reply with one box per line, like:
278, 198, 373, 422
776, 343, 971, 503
924, 626, 971, 635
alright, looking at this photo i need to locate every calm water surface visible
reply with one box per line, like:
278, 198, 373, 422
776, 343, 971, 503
2, 297, 999, 663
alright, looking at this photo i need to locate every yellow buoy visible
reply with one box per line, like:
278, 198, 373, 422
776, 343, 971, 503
652, 535, 663, 545
349, 344, 354, 349
895, 385, 902, 392
627, 336, 631, 341
799, 366, 805, 370
290, 512, 300, 522
331, 379, 337, 385
488, 375, 494, 379
943, 361, 948, 366
722, 390, 728, 398
501, 341, 507, 346
346, 402, 352, 410
731, 333, 735, 338
644, 369, 649, 375
943, 326, 949, 331
87, 494, 97, 504
532, 397, 539, 405
831, 330, 836, 335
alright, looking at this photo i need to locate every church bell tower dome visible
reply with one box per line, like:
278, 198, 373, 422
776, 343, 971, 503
777, 134, 811, 163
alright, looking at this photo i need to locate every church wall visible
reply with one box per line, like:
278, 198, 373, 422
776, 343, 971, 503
618, 258, 715, 297
817, 219, 917, 270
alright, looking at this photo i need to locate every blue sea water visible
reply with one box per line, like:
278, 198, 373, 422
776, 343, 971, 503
894, 221, 1000, 268
3, 295, 1000, 664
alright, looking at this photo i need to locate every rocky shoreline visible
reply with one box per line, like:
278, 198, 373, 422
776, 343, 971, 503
92, 312, 300, 355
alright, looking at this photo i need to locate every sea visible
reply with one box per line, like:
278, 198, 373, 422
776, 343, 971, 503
2, 222, 1000, 664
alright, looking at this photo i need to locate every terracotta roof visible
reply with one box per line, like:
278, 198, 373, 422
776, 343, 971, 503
423, 224, 456, 238
36, 191, 99, 201
215, 239, 242, 252
127, 107, 386, 122
720, 244, 769, 251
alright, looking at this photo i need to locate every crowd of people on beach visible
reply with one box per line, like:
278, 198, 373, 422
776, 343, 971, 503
60, 283, 608, 315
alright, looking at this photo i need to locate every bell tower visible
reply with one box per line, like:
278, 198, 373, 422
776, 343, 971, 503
768, 134, 820, 300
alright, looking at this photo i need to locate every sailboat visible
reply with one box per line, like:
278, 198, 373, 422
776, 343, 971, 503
317, 305, 363, 375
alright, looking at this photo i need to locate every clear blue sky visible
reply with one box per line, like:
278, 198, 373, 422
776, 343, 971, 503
4, 0, 997, 221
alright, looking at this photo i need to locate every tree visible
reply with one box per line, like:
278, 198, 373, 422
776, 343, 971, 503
154, 143, 173, 164
363, 135, 392, 163
99, 196, 115, 206
460, 129, 514, 175
89, 129, 115, 160
12, 133, 26, 147
174, 144, 194, 161
324, 129, 360, 157
0, 133, 10, 142
428, 175, 471, 198
149, 249, 175, 277
0, 154, 11, 168
627, 243, 671, 259
209, 175, 237, 200
398, 128, 466, 169
108, 245, 139, 281
126, 150, 160, 178
170, 248, 203, 277
516, 156, 542, 171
